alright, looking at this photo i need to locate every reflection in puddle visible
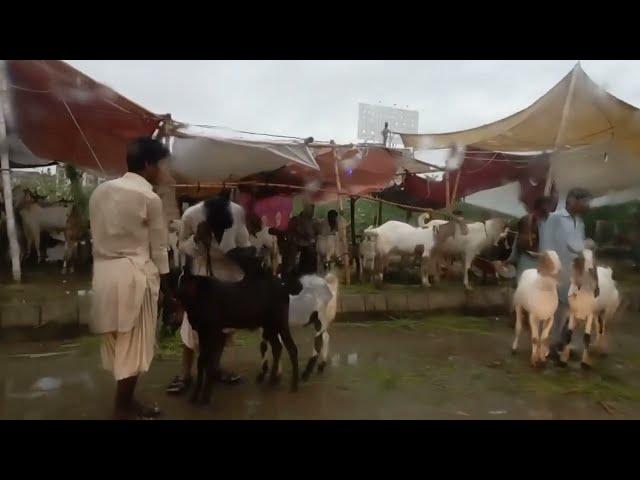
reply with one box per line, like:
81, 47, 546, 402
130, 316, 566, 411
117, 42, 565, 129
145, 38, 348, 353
347, 353, 358, 366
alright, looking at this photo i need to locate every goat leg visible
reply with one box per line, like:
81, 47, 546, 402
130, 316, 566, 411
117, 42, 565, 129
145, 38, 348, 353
201, 332, 226, 405
317, 331, 330, 375
279, 327, 299, 393
581, 314, 594, 369
559, 315, 576, 366
267, 333, 283, 386
256, 333, 269, 384
302, 313, 322, 382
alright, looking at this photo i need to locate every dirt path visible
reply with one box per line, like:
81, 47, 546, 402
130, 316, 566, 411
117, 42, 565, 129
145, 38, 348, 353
2, 311, 640, 420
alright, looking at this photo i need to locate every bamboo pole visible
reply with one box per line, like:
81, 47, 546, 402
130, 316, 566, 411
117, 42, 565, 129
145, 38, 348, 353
0, 60, 21, 282
445, 170, 451, 209
545, 63, 579, 196
377, 200, 383, 226
349, 196, 360, 282
450, 168, 462, 209
331, 142, 350, 284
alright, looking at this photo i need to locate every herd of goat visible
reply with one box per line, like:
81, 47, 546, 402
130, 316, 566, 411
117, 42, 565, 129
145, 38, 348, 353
1, 189, 624, 405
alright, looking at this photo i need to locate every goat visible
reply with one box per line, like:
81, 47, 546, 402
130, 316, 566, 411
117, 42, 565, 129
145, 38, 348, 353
511, 250, 562, 367
559, 247, 620, 367
176, 246, 302, 405
316, 211, 348, 275
247, 214, 281, 276
13, 186, 72, 265
429, 218, 509, 290
364, 220, 436, 287
359, 227, 377, 282
258, 272, 339, 382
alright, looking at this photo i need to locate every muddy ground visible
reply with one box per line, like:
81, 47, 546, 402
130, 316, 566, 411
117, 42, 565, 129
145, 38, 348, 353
2, 311, 640, 420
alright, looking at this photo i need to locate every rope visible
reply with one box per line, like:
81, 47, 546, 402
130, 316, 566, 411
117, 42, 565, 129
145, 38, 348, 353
170, 179, 461, 219
59, 97, 106, 174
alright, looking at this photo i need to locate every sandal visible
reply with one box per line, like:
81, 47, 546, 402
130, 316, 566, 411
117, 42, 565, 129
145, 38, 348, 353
133, 401, 162, 419
215, 370, 244, 385
166, 376, 192, 395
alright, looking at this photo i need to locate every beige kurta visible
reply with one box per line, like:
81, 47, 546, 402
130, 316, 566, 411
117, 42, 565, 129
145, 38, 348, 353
89, 172, 169, 380
178, 201, 250, 352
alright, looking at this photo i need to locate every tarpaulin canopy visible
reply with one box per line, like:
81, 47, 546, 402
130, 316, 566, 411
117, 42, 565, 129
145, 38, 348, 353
6, 60, 163, 176
400, 63, 640, 197
1, 134, 55, 168
240, 145, 400, 203
169, 125, 319, 182
379, 149, 557, 212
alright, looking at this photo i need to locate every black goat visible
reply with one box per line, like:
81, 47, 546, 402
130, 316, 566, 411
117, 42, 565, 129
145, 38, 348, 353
177, 246, 303, 405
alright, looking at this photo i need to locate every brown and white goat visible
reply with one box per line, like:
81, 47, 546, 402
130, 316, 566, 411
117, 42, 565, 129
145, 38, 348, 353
559, 247, 620, 367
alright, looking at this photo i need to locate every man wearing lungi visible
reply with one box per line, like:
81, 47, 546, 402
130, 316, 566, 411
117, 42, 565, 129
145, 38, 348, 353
89, 137, 176, 420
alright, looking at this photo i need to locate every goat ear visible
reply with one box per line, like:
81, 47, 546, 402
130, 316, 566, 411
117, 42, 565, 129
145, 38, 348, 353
537, 253, 555, 276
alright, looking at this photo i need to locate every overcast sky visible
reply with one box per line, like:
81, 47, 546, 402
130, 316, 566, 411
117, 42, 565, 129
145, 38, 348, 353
67, 60, 640, 144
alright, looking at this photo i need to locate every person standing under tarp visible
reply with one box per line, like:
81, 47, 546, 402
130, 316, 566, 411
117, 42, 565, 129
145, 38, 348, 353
539, 188, 592, 360
507, 196, 553, 282
89, 137, 177, 420
166, 194, 251, 395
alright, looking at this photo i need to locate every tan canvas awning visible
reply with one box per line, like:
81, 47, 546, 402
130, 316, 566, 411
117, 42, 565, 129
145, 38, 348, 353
401, 63, 640, 198
400, 63, 640, 155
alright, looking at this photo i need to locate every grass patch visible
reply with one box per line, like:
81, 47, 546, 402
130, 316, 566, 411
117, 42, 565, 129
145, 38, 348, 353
156, 331, 183, 360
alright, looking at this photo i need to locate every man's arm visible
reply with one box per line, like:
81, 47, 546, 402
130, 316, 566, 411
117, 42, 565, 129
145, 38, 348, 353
148, 195, 170, 275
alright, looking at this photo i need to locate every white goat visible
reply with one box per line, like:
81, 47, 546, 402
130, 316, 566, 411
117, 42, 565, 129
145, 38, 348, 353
249, 225, 281, 276
258, 272, 339, 381
560, 248, 621, 367
511, 250, 562, 367
359, 227, 377, 282
429, 218, 508, 290
364, 220, 436, 287
13, 187, 71, 264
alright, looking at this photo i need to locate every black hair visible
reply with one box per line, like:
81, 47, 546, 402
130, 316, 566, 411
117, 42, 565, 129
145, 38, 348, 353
534, 196, 552, 210
126, 137, 170, 173
203, 195, 233, 243
566, 188, 592, 203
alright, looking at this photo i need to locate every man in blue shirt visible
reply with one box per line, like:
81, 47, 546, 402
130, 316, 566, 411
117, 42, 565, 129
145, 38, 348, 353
539, 188, 592, 360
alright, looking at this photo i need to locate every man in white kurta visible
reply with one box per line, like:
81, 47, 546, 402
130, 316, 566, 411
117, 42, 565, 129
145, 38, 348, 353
166, 197, 251, 394
90, 137, 172, 420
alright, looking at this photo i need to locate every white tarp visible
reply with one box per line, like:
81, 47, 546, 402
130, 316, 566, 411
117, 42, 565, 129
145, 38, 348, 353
1, 134, 54, 168
169, 125, 319, 182
465, 181, 527, 218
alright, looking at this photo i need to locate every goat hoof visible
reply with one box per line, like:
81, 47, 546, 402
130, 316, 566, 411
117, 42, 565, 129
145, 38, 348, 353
580, 361, 593, 370
556, 360, 568, 368
317, 362, 326, 374
511, 348, 517, 356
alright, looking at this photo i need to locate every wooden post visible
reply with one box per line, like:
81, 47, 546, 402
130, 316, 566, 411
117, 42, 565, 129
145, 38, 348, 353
445, 170, 451, 209
331, 142, 350, 284
0, 60, 21, 282
349, 196, 360, 281
377, 200, 383, 226
450, 168, 462, 209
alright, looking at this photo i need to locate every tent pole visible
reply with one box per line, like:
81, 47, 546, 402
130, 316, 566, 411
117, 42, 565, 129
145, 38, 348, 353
0, 60, 21, 282
545, 63, 579, 196
445, 170, 451, 209
331, 142, 350, 285
451, 168, 462, 208
377, 199, 383, 226
349, 196, 360, 282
